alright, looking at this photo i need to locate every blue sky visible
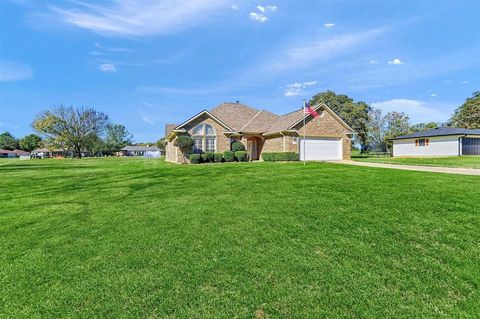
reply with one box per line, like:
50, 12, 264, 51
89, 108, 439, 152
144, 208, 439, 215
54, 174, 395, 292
0, 0, 479, 142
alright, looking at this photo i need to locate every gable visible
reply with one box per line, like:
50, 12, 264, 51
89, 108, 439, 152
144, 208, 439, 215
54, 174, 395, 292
292, 106, 352, 137
175, 110, 233, 132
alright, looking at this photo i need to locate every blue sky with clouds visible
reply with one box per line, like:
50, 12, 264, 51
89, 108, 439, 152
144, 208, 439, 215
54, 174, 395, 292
1, 0, 479, 142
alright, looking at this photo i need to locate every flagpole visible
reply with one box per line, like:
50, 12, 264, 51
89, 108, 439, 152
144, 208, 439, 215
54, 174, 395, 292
303, 99, 306, 166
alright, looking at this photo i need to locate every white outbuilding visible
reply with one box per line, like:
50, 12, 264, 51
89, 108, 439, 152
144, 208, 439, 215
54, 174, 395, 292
391, 128, 480, 157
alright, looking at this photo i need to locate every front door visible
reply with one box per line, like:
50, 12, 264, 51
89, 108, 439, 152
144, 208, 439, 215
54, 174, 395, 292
248, 139, 259, 160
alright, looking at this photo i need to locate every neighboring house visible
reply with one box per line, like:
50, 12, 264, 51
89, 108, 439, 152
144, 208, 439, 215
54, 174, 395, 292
120, 146, 163, 157
0, 149, 16, 158
165, 102, 355, 163
31, 148, 67, 158
13, 149, 30, 159
391, 128, 480, 157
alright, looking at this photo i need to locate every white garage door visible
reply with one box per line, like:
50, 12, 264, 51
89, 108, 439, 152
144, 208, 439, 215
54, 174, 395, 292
299, 137, 342, 161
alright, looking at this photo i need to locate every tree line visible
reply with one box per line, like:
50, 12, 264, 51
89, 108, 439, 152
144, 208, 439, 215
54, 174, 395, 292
310, 90, 480, 153
0, 106, 135, 158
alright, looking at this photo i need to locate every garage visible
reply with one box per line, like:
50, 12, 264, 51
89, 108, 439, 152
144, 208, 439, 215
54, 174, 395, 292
299, 137, 342, 161
462, 138, 480, 155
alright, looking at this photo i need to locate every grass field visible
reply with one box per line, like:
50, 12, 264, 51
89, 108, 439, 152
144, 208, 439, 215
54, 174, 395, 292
352, 155, 480, 169
1, 158, 479, 318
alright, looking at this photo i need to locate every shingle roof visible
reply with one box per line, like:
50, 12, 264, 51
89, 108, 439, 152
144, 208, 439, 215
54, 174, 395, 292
121, 146, 160, 151
13, 149, 30, 155
240, 110, 279, 132
267, 109, 304, 133
174, 102, 352, 135
392, 127, 480, 140
209, 102, 263, 131
0, 148, 16, 154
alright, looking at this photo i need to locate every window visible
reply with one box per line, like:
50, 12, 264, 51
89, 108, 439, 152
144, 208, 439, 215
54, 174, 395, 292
416, 138, 429, 147
192, 124, 216, 153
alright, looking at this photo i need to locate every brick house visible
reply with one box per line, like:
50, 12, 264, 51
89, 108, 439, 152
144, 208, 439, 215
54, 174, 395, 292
165, 102, 355, 163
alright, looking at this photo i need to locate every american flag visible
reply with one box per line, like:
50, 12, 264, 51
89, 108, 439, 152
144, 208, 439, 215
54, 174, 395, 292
304, 101, 319, 118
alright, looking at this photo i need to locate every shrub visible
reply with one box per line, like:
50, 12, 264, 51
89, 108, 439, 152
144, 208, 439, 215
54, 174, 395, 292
213, 153, 223, 162
274, 152, 289, 161
223, 150, 235, 162
262, 152, 275, 161
261, 152, 299, 162
175, 136, 194, 150
287, 152, 299, 161
200, 154, 208, 162
204, 152, 215, 163
189, 154, 202, 164
235, 151, 248, 162
231, 141, 246, 152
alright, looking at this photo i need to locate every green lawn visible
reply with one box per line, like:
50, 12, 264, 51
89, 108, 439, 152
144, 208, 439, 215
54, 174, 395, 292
1, 158, 479, 318
352, 155, 480, 169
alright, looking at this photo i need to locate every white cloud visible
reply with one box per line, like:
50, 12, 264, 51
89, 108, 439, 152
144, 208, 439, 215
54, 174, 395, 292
231, 4, 239, 10
284, 81, 317, 96
95, 42, 132, 52
324, 23, 335, 28
249, 12, 268, 22
266, 5, 278, 11
256, 5, 265, 13
371, 99, 450, 123
369, 60, 378, 64
0, 61, 33, 81
99, 63, 116, 72
139, 111, 155, 125
388, 58, 402, 65
264, 27, 387, 73
49, 0, 226, 37
430, 93, 437, 97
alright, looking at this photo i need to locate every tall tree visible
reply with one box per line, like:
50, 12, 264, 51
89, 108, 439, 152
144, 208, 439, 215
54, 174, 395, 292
0, 132, 19, 150
449, 91, 480, 128
310, 90, 371, 152
32, 106, 109, 158
367, 108, 387, 152
19, 134, 42, 152
104, 124, 133, 153
156, 137, 166, 151
384, 111, 410, 151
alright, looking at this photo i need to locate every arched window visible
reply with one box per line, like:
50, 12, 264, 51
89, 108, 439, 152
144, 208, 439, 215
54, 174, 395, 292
192, 124, 216, 153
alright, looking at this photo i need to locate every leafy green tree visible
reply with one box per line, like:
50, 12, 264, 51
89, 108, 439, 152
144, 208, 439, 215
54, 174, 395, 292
104, 124, 133, 153
0, 132, 19, 150
384, 111, 410, 151
174, 136, 194, 163
156, 137, 166, 150
449, 91, 480, 128
32, 106, 109, 158
19, 134, 42, 152
409, 122, 439, 133
310, 91, 371, 152
367, 108, 387, 152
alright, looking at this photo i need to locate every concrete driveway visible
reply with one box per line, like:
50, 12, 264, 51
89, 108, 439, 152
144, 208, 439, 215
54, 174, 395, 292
330, 160, 480, 176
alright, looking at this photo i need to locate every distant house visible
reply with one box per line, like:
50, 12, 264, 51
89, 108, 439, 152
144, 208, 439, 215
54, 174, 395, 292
120, 146, 163, 157
391, 128, 480, 157
13, 149, 30, 159
31, 148, 68, 158
0, 149, 16, 158
0, 149, 31, 158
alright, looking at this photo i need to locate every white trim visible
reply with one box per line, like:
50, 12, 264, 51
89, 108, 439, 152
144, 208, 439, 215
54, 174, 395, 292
175, 110, 233, 131
288, 102, 355, 133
